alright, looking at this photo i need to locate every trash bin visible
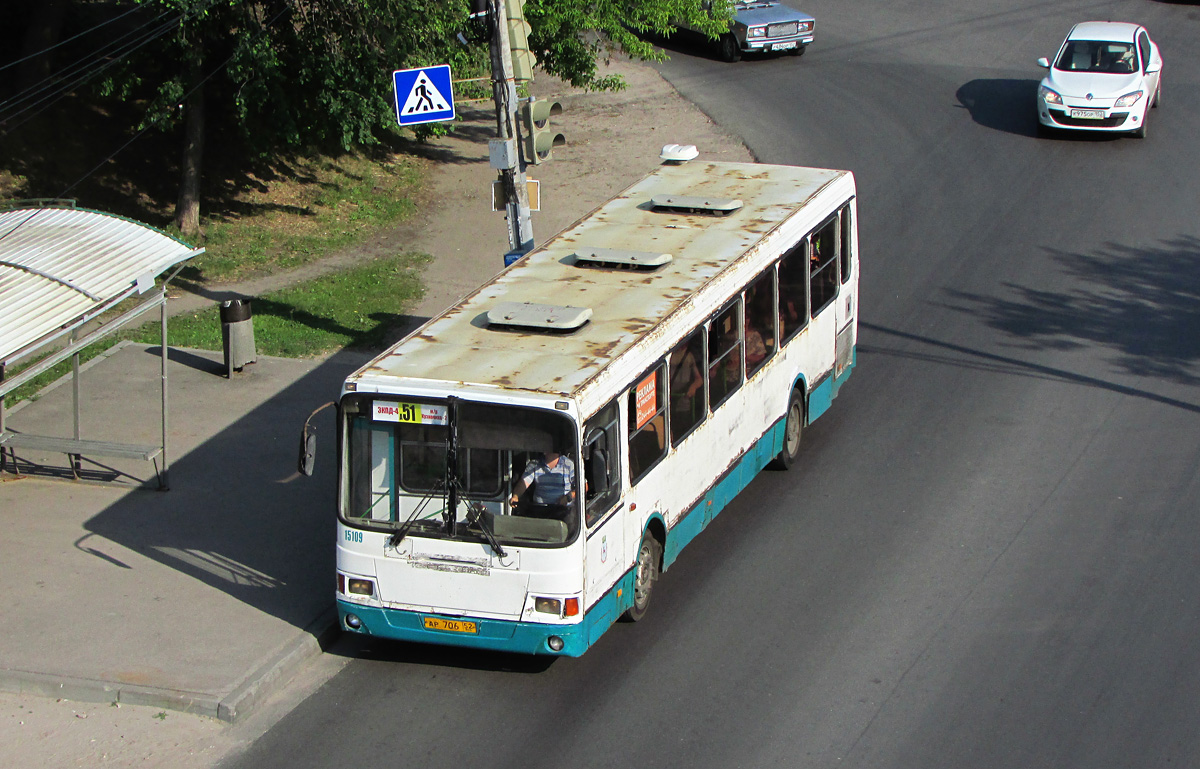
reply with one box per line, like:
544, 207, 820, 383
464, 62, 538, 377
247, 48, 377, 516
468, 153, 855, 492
220, 298, 256, 377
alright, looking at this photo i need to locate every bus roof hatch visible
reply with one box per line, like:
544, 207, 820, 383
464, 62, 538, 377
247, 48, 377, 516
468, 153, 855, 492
486, 302, 592, 332
573, 247, 673, 270
650, 194, 743, 216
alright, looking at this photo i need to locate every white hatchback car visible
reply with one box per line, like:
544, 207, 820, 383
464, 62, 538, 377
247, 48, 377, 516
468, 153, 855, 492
1036, 21, 1162, 138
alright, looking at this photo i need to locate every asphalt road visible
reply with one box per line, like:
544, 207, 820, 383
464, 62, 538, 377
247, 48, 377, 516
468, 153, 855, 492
220, 2, 1200, 767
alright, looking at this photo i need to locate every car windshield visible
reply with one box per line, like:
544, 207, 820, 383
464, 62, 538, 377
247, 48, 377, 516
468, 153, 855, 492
341, 395, 580, 547
1055, 40, 1137, 74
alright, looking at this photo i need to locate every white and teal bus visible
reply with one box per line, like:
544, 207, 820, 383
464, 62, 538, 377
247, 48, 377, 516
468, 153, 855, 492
314, 160, 858, 655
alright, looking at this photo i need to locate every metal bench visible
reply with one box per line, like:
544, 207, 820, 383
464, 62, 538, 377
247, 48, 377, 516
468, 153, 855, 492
0, 431, 164, 486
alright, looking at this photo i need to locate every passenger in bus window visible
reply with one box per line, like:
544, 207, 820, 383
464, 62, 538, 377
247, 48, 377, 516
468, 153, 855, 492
669, 333, 705, 442
670, 344, 702, 402
779, 246, 808, 341
745, 320, 766, 370
745, 289, 773, 372
510, 450, 576, 511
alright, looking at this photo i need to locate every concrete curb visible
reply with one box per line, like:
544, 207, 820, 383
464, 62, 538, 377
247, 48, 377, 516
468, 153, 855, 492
217, 606, 340, 723
0, 607, 339, 723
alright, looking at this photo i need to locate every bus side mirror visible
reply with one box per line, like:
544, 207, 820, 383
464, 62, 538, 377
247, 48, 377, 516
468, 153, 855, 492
299, 425, 317, 476
298, 401, 336, 477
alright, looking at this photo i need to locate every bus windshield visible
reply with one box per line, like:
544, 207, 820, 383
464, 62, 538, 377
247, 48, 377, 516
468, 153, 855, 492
340, 395, 580, 547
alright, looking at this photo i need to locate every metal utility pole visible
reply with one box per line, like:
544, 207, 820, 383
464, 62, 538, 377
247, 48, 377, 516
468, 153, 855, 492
487, 0, 534, 256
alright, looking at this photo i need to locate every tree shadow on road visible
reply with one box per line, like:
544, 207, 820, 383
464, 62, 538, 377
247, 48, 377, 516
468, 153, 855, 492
944, 234, 1200, 387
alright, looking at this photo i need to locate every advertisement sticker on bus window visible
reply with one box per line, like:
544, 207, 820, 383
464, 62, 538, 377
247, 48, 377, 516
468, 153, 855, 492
634, 373, 657, 429
373, 401, 449, 425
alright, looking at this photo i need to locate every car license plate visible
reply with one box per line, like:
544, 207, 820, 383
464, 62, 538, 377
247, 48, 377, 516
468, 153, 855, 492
1069, 109, 1105, 120
423, 616, 477, 634
772, 41, 797, 51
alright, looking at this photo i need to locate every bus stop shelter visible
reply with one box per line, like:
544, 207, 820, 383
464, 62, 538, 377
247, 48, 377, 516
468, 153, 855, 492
0, 203, 203, 489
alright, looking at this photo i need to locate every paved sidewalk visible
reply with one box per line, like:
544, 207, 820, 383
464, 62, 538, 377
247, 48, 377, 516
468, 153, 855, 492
0, 341, 366, 722
0, 57, 750, 768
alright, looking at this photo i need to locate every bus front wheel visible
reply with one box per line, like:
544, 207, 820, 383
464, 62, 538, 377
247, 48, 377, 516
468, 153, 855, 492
622, 531, 661, 622
770, 390, 804, 470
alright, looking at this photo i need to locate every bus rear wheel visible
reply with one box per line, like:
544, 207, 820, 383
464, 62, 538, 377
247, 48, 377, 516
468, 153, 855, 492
622, 531, 661, 622
769, 389, 804, 470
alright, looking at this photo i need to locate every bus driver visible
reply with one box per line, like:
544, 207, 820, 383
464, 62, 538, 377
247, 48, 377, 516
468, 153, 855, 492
510, 450, 577, 511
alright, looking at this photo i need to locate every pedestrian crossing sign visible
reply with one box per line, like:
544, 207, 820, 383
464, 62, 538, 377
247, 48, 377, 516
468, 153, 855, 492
393, 65, 455, 126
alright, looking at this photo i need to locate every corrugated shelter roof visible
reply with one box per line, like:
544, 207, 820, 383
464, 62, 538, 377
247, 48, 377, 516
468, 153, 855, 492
0, 206, 202, 363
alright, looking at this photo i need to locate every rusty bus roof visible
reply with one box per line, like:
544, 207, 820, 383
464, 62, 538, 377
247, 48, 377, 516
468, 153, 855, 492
350, 161, 852, 407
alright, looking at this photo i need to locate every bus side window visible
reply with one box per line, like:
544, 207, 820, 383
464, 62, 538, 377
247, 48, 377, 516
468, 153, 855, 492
708, 300, 743, 409
779, 242, 808, 343
669, 327, 706, 445
839, 204, 853, 285
745, 270, 776, 378
810, 216, 840, 315
628, 364, 667, 484
583, 399, 621, 527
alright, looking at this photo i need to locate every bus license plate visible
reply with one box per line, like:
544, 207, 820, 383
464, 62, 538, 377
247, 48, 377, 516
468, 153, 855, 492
1069, 109, 1105, 120
772, 41, 797, 51
423, 617, 478, 634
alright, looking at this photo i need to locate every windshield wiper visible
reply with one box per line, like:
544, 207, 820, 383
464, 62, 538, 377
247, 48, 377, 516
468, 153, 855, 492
389, 481, 445, 549
461, 491, 507, 558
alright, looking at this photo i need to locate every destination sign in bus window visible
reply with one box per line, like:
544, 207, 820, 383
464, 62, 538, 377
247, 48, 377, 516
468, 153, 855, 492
373, 401, 449, 425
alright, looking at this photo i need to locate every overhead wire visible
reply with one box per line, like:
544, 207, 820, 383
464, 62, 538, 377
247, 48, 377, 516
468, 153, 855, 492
0, 0, 229, 133
0, 1, 154, 74
1, 3, 292, 246
0, 5, 179, 117
1, 11, 190, 134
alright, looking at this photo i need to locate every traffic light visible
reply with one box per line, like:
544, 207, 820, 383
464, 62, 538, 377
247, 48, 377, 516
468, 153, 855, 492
505, 0, 535, 82
520, 98, 564, 164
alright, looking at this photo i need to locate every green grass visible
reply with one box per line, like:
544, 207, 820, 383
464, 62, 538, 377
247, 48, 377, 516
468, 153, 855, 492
133, 252, 429, 357
186, 155, 423, 283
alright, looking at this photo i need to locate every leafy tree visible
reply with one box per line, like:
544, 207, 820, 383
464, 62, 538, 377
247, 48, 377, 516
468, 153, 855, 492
80, 0, 728, 237
101, 0, 486, 237
524, 0, 730, 91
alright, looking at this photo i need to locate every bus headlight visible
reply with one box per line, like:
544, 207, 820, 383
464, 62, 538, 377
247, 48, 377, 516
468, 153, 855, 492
534, 597, 562, 615
548, 636, 565, 652
348, 578, 374, 596
345, 613, 362, 629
